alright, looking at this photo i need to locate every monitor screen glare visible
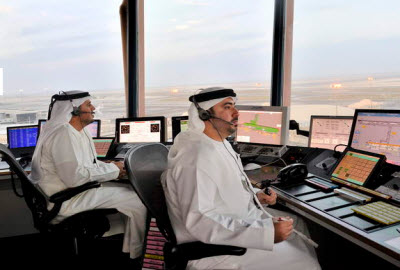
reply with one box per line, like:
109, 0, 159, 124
119, 120, 162, 143
236, 108, 286, 145
350, 111, 400, 166
8, 126, 38, 148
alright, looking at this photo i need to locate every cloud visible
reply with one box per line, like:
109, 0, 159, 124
175, 25, 189, 30
176, 0, 209, 6
348, 99, 383, 109
187, 20, 201, 24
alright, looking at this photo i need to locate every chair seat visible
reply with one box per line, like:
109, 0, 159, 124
164, 241, 246, 261
50, 209, 119, 238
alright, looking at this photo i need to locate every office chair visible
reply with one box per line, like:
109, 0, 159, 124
125, 143, 246, 270
0, 144, 119, 255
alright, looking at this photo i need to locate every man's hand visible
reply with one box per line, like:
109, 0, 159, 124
256, 188, 277, 205
273, 216, 293, 243
112, 161, 127, 179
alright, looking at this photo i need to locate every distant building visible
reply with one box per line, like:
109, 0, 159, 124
0, 110, 45, 124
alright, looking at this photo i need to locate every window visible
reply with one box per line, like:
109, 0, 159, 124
145, 0, 275, 140
291, 0, 400, 146
0, 0, 124, 143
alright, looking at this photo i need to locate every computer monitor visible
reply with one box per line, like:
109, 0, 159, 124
7, 125, 39, 157
115, 117, 166, 143
172, 116, 189, 140
87, 119, 101, 137
308, 115, 353, 151
235, 105, 289, 145
92, 137, 115, 159
348, 109, 400, 166
331, 148, 385, 187
37, 119, 101, 138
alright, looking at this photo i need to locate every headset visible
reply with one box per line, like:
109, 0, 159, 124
61, 91, 83, 116
192, 93, 234, 125
48, 90, 90, 119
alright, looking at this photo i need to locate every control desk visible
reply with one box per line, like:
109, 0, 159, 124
241, 143, 400, 268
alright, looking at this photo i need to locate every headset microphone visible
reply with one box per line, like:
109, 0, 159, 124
79, 111, 95, 115
210, 115, 234, 125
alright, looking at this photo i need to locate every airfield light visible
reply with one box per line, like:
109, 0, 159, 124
330, 83, 342, 89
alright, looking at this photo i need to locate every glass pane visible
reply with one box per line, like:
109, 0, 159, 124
0, 0, 124, 143
291, 0, 400, 146
145, 0, 275, 140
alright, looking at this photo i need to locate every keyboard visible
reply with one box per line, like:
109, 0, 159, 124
352, 201, 400, 225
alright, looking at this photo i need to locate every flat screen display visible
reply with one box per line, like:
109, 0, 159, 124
308, 116, 353, 151
7, 125, 38, 149
172, 116, 189, 140
235, 105, 289, 145
331, 149, 383, 186
92, 137, 114, 158
116, 117, 166, 143
38, 119, 100, 138
349, 110, 400, 166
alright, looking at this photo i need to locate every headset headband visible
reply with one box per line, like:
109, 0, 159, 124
189, 89, 236, 103
47, 90, 90, 120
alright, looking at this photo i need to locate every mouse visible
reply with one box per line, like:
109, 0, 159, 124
243, 163, 262, 171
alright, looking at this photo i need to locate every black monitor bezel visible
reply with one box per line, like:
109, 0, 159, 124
172, 116, 189, 141
308, 115, 353, 148
330, 147, 386, 188
115, 116, 166, 143
37, 119, 101, 139
92, 136, 115, 159
7, 124, 39, 149
37, 119, 46, 140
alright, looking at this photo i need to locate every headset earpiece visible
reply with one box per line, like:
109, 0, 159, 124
198, 107, 211, 121
71, 106, 81, 116
192, 95, 211, 121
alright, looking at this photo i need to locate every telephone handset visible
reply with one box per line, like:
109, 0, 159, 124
278, 163, 308, 184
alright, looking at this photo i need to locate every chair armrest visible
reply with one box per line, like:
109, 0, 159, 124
175, 242, 246, 260
49, 181, 101, 204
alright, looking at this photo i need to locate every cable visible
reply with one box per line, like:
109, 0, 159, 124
259, 157, 288, 168
209, 119, 318, 248
333, 144, 347, 158
334, 144, 347, 152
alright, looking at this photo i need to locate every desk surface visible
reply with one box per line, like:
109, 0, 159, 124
248, 168, 400, 267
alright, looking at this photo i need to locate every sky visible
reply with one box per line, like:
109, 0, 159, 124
1, 0, 400, 95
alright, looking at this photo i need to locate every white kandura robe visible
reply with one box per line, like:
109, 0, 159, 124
162, 130, 321, 270
37, 123, 146, 258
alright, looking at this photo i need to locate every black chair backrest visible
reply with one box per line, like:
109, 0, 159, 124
0, 144, 53, 231
124, 143, 176, 244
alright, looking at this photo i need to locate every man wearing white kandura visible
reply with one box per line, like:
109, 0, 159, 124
161, 87, 321, 270
29, 90, 146, 261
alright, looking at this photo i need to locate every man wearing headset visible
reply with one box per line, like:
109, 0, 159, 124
161, 87, 320, 269
29, 91, 146, 262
